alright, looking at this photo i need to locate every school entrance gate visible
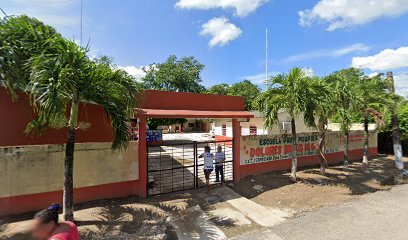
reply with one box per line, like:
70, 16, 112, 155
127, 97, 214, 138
135, 90, 254, 197
147, 139, 233, 196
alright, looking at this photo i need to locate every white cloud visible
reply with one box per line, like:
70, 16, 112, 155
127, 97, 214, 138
303, 68, 315, 77
334, 44, 370, 56
394, 72, 408, 98
285, 43, 369, 62
299, 0, 408, 31
175, 0, 268, 17
352, 47, 408, 71
200, 17, 242, 47
118, 66, 147, 80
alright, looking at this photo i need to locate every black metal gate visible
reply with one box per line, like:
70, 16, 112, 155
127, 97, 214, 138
147, 140, 233, 196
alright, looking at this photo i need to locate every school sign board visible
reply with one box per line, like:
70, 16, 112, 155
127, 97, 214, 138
240, 131, 377, 165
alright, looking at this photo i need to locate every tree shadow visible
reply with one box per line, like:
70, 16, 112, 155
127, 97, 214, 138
76, 192, 200, 239
1, 192, 197, 240
201, 206, 237, 229
77, 204, 168, 239
232, 155, 407, 199
299, 156, 406, 195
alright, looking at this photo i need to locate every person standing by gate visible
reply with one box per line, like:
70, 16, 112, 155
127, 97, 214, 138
199, 146, 214, 193
215, 146, 225, 183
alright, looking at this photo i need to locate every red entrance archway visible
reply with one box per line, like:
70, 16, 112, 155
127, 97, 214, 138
135, 90, 254, 197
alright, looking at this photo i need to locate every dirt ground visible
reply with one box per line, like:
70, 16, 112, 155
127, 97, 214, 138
232, 155, 408, 214
0, 194, 195, 240
1, 155, 407, 239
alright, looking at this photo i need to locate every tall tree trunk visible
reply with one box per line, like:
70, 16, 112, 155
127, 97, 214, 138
63, 101, 78, 221
343, 131, 349, 168
290, 118, 298, 182
387, 72, 404, 170
317, 129, 328, 175
362, 114, 369, 165
391, 113, 404, 170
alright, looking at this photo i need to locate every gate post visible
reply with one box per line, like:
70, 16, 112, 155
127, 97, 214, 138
232, 119, 241, 183
194, 141, 198, 189
138, 117, 147, 197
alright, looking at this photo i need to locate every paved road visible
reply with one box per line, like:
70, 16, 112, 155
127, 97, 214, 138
233, 184, 408, 240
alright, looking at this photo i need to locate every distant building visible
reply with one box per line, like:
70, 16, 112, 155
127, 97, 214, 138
157, 119, 210, 133
211, 110, 376, 140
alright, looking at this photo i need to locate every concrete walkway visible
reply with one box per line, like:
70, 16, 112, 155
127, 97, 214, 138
211, 186, 291, 227
233, 184, 408, 240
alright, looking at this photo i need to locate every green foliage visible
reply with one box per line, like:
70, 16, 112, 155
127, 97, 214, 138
142, 55, 205, 93
147, 118, 187, 130
397, 104, 408, 140
1, 15, 140, 150
356, 73, 391, 126
378, 101, 408, 155
255, 67, 329, 129
207, 80, 260, 111
228, 80, 261, 111
206, 83, 230, 95
331, 111, 370, 124
380, 101, 408, 140
28, 38, 139, 149
324, 68, 362, 134
0, 15, 63, 98
326, 69, 391, 133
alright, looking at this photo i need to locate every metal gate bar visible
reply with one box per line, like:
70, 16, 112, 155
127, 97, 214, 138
147, 139, 233, 196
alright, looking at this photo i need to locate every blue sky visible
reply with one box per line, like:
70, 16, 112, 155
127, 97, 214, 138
2, 0, 408, 96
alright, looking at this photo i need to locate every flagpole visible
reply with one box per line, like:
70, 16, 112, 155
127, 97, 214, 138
80, 0, 83, 47
266, 28, 268, 82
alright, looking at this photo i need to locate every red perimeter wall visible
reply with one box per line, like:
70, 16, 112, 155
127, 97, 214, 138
0, 87, 136, 216
140, 90, 245, 111
238, 147, 378, 179
0, 87, 114, 146
0, 180, 140, 217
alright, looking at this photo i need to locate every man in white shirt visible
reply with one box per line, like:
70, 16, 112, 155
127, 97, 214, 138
214, 146, 225, 183
199, 146, 214, 193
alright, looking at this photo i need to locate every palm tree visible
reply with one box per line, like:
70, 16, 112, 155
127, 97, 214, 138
326, 68, 361, 168
355, 73, 390, 165
24, 38, 139, 221
255, 67, 328, 181
314, 92, 336, 175
0, 15, 61, 98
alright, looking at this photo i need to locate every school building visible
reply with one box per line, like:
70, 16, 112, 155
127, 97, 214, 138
0, 87, 378, 216
211, 110, 377, 140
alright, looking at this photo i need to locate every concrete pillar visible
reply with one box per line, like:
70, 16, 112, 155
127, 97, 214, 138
138, 117, 147, 197
232, 119, 241, 183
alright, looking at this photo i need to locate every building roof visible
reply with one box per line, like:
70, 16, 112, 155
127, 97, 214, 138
136, 109, 254, 119
139, 90, 245, 111
134, 90, 253, 119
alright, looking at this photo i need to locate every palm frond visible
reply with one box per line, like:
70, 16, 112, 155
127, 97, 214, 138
257, 67, 330, 130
